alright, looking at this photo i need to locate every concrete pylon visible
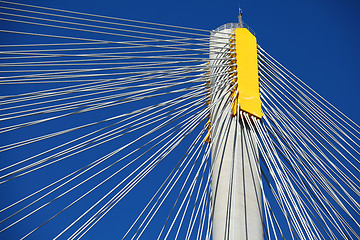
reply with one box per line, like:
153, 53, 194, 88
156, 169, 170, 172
209, 24, 263, 240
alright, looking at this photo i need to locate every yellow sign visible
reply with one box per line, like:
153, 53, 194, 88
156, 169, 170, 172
231, 28, 263, 118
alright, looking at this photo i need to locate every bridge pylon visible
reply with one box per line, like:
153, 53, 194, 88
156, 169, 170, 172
209, 19, 263, 239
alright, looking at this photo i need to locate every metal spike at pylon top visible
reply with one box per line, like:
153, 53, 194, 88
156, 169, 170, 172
238, 8, 243, 28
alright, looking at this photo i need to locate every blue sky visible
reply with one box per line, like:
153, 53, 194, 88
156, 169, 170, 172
0, 0, 359, 239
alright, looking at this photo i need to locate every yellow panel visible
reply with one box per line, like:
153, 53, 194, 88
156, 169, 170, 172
232, 28, 263, 118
